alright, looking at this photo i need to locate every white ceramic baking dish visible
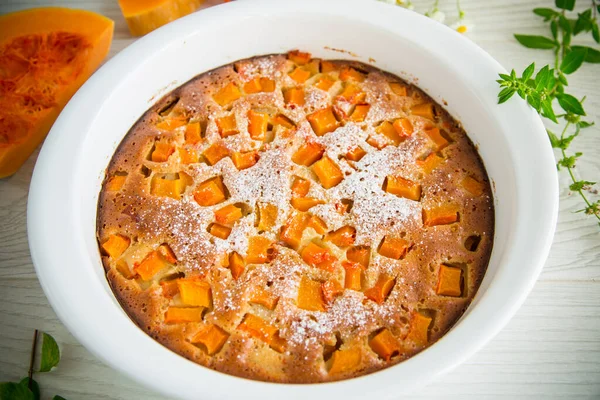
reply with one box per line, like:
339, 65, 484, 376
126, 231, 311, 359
27, 0, 558, 398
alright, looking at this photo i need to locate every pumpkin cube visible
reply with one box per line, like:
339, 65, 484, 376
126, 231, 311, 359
411, 103, 435, 120
289, 67, 311, 84
228, 252, 245, 279
417, 152, 443, 174
342, 261, 363, 291
328, 348, 361, 374
424, 127, 450, 151
247, 236, 274, 264
160, 279, 180, 298
288, 50, 311, 65
134, 251, 168, 281
338, 84, 366, 104
301, 242, 336, 271
157, 244, 177, 264
393, 118, 414, 138
422, 205, 459, 226
349, 104, 370, 122
178, 279, 212, 307
191, 324, 229, 355
436, 264, 463, 297
271, 114, 295, 129
202, 142, 229, 166
179, 147, 199, 164
291, 176, 310, 197
213, 82, 242, 107
378, 236, 410, 260
346, 146, 367, 162
283, 87, 305, 106
312, 156, 343, 189
269, 333, 287, 353
376, 121, 402, 146
389, 82, 408, 96
314, 75, 336, 91
185, 122, 202, 144
247, 110, 269, 141
321, 279, 344, 303
461, 176, 484, 197
214, 204, 243, 225
231, 151, 260, 170
364, 274, 395, 304
216, 114, 238, 138
209, 223, 231, 239
307, 107, 339, 136
280, 213, 308, 249
346, 246, 370, 268
366, 135, 387, 150
260, 77, 276, 92
156, 118, 187, 131
243, 78, 262, 94
249, 288, 279, 310
106, 174, 127, 191
291, 197, 324, 212
102, 234, 131, 259
151, 176, 185, 200
164, 307, 204, 324
238, 313, 278, 344
406, 312, 432, 346
256, 203, 278, 232
307, 215, 328, 235
339, 66, 366, 82
151, 142, 175, 162
292, 142, 324, 166
369, 328, 400, 361
327, 226, 356, 247
383, 175, 421, 201
321, 60, 337, 73
297, 275, 325, 311
193, 176, 227, 206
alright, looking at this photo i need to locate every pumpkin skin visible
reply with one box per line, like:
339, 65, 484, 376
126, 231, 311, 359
0, 7, 114, 178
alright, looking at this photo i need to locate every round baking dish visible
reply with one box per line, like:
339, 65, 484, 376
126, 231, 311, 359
27, 0, 558, 399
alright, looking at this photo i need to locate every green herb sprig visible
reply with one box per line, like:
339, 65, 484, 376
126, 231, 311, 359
497, 0, 600, 225
0, 330, 66, 400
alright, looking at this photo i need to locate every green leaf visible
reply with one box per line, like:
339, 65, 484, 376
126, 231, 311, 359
39, 332, 60, 373
18, 379, 39, 400
555, 0, 575, 11
556, 93, 586, 115
498, 73, 512, 81
541, 99, 558, 123
0, 382, 35, 400
559, 15, 573, 35
551, 20, 559, 39
527, 91, 542, 111
533, 8, 558, 20
593, 24, 600, 43
558, 73, 569, 85
578, 120, 594, 128
52, 396, 67, 400
521, 63, 535, 80
573, 10, 593, 35
570, 181, 595, 191
547, 130, 561, 148
498, 87, 516, 104
514, 34, 557, 49
558, 154, 580, 168
535, 65, 551, 90
571, 46, 600, 63
561, 48, 587, 74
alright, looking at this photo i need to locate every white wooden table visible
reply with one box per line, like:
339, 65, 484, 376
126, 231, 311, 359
1, 0, 599, 398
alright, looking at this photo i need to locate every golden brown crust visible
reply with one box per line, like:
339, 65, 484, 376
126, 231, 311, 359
96, 53, 494, 383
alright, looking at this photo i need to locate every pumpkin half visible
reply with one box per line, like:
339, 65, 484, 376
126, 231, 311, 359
0, 7, 114, 178
118, 0, 205, 37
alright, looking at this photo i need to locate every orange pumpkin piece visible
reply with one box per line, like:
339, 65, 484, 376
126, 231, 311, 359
288, 50, 311, 65
366, 135, 387, 150
342, 261, 363, 291
118, 0, 202, 36
297, 276, 325, 311
185, 122, 202, 144
178, 278, 212, 307
249, 288, 279, 310
134, 250, 169, 281
202, 142, 229, 166
461, 176, 484, 197
369, 328, 400, 361
214, 204, 243, 225
349, 104, 371, 122
106, 174, 127, 191
313, 156, 343, 189
228, 251, 245, 280
283, 87, 305, 106
328, 348, 361, 374
393, 118, 414, 138
209, 223, 231, 239
191, 324, 229, 355
307, 215, 328, 235
160, 279, 180, 298
314, 75, 336, 91
243, 78, 262, 94
256, 202, 278, 232
193, 176, 227, 206
157, 243, 177, 264
246, 236, 273, 264
291, 176, 310, 197
301, 242, 336, 271
213, 82, 242, 107
0, 8, 114, 178
338, 84, 367, 105
289, 67, 311, 84
378, 236, 410, 260
389, 82, 408, 96
179, 147, 199, 164
231, 151, 260, 170
422, 205, 460, 226
151, 142, 175, 162
307, 107, 339, 136
411, 103, 435, 120
327, 226, 356, 248
164, 307, 204, 324
339, 66, 366, 82
346, 146, 367, 162
280, 213, 308, 249
239, 313, 279, 343
405, 312, 432, 346
150, 175, 185, 200
271, 114, 295, 129
291, 197, 324, 212
216, 114, 238, 138
321, 279, 344, 303
101, 234, 130, 259
321, 60, 337, 73
376, 121, 402, 146
155, 117, 187, 131
346, 246, 370, 268
436, 264, 463, 297
424, 127, 450, 151
383, 175, 421, 201
364, 274, 395, 304
247, 110, 269, 141
292, 142, 324, 166
417, 152, 443, 174
259, 77, 276, 92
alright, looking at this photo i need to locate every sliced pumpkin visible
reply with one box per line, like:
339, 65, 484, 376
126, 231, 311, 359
118, 0, 204, 37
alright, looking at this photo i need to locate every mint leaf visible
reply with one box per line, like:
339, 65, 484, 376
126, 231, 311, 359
578, 121, 594, 128
514, 34, 557, 49
561, 48, 587, 74
551, 20, 559, 39
571, 46, 600, 63
18, 379, 39, 400
498, 87, 516, 104
541, 99, 558, 123
556, 93, 586, 115
547, 130, 561, 148
522, 63, 535, 80
533, 8, 557, 20
593, 24, 599, 43
0, 382, 35, 400
39, 333, 60, 373
555, 0, 575, 11
535, 65, 551, 90
573, 10, 593, 35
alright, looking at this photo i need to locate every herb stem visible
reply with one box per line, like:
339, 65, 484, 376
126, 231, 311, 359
28, 329, 38, 389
